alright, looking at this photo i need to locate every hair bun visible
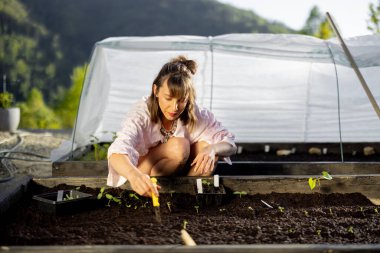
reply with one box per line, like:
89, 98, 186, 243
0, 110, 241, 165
171, 55, 197, 75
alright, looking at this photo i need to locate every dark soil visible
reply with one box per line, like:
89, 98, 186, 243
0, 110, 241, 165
1, 184, 379, 245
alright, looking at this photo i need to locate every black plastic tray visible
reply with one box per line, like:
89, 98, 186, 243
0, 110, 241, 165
32, 190, 95, 215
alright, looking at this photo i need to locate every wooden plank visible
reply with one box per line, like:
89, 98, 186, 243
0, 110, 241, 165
33, 175, 380, 201
3, 244, 380, 253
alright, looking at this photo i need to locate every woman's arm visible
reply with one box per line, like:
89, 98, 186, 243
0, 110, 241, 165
212, 141, 237, 157
191, 141, 237, 174
109, 153, 158, 197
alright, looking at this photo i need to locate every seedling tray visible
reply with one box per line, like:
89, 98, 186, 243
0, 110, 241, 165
32, 190, 95, 215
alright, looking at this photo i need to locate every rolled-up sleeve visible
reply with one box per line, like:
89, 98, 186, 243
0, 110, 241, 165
194, 108, 236, 164
107, 105, 148, 187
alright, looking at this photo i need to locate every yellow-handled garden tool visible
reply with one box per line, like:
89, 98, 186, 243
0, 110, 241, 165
151, 177, 162, 223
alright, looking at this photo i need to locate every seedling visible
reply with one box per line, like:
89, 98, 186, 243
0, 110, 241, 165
63, 192, 79, 201
329, 208, 334, 216
169, 190, 175, 197
97, 187, 105, 200
304, 210, 309, 217
126, 204, 131, 208
219, 208, 226, 212
316, 229, 321, 237
360, 207, 365, 217
129, 193, 139, 200
105, 193, 121, 206
278, 206, 285, 213
374, 208, 379, 214
347, 226, 354, 234
194, 205, 200, 214
308, 171, 332, 190
233, 191, 247, 198
248, 206, 255, 215
183, 220, 188, 230
202, 179, 212, 187
166, 202, 172, 212
288, 228, 294, 233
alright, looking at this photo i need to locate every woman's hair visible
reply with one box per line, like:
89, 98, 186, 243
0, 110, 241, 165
148, 55, 197, 131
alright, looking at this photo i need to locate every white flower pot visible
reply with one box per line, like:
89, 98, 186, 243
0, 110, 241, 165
0, 107, 20, 132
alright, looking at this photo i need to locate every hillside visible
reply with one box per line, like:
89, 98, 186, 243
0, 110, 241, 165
20, 0, 293, 89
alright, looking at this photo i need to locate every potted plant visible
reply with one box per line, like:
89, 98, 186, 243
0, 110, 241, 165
0, 90, 20, 132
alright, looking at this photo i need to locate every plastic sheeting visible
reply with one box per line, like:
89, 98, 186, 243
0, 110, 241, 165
51, 34, 380, 161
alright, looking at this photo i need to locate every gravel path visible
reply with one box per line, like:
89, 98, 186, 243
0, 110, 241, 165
0, 130, 71, 179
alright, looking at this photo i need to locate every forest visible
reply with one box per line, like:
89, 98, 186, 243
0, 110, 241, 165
1, 0, 379, 128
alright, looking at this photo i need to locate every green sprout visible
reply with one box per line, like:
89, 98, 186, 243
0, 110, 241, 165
129, 193, 140, 200
316, 229, 321, 237
329, 208, 333, 216
308, 171, 332, 190
97, 187, 105, 200
194, 205, 200, 214
347, 226, 354, 234
166, 202, 172, 212
360, 207, 365, 217
219, 208, 226, 212
105, 193, 121, 206
202, 179, 212, 187
169, 190, 175, 197
304, 210, 309, 217
278, 206, 285, 213
126, 204, 131, 208
374, 208, 379, 214
233, 191, 247, 198
183, 220, 188, 230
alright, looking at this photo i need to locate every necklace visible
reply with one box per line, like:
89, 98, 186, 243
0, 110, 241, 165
160, 120, 177, 143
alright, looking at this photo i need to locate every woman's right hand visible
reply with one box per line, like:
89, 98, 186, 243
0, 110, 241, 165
128, 169, 160, 197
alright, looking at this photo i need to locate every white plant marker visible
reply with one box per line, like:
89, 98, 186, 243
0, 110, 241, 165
264, 145, 270, 153
57, 190, 63, 202
214, 174, 219, 187
237, 146, 243, 154
196, 178, 203, 194
323, 148, 328, 155
261, 200, 273, 208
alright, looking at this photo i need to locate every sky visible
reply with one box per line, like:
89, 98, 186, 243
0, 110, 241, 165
217, 0, 377, 38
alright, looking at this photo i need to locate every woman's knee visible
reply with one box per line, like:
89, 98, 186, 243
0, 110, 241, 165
166, 137, 190, 165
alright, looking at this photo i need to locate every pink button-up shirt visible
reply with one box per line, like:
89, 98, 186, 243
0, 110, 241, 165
107, 97, 236, 187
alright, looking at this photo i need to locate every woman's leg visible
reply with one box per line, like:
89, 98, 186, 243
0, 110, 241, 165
187, 141, 218, 177
137, 137, 190, 176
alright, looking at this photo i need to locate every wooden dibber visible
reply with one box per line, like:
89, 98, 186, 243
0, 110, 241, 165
181, 229, 197, 246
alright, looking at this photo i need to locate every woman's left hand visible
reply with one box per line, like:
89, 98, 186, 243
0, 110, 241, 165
191, 145, 216, 174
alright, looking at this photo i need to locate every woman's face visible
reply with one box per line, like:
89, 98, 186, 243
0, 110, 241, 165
154, 80, 188, 122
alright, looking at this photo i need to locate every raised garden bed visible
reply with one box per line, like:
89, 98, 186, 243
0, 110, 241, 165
1, 175, 380, 252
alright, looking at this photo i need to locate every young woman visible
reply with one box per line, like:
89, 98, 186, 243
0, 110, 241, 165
108, 55, 236, 197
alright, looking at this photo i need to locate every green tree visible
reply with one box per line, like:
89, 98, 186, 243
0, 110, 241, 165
55, 64, 86, 128
18, 88, 61, 129
367, 0, 380, 34
300, 6, 323, 36
0, 0, 62, 103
